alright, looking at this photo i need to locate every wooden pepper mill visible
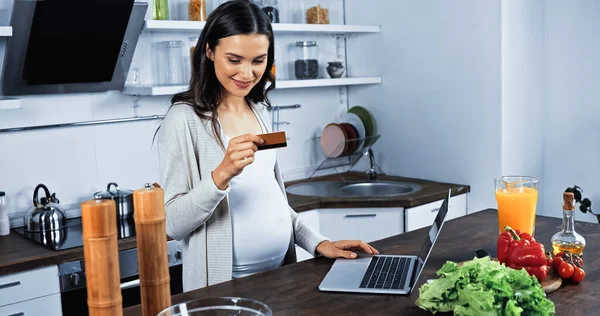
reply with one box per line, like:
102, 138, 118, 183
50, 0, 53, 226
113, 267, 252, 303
81, 198, 123, 316
133, 183, 171, 316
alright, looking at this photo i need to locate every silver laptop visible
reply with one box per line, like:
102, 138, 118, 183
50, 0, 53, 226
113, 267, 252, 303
318, 189, 451, 295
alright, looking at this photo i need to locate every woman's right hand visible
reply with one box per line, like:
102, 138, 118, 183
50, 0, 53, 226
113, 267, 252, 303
212, 134, 264, 190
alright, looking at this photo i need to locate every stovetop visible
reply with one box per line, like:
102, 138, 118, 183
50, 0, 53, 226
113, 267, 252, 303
13, 217, 137, 251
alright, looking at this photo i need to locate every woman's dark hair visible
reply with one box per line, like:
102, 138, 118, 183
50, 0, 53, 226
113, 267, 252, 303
157, 1, 275, 148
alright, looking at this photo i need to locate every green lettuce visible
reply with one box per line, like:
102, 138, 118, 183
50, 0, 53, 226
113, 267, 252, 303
416, 257, 555, 315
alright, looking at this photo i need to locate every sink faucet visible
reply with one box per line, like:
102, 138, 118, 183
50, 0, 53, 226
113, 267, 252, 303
365, 148, 377, 180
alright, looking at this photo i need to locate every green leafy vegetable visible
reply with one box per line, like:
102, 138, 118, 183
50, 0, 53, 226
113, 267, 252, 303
416, 256, 555, 315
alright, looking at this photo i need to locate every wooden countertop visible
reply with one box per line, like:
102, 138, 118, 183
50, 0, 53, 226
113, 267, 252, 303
124, 209, 599, 316
286, 172, 470, 211
0, 172, 468, 276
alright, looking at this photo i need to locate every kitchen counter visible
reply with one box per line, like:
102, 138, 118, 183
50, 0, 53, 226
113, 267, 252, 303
124, 209, 600, 316
0, 172, 468, 276
285, 172, 470, 212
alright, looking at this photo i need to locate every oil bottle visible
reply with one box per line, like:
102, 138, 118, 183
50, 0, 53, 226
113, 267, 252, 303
551, 191, 586, 255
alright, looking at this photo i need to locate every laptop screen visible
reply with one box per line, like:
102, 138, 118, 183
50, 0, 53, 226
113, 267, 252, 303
409, 190, 451, 291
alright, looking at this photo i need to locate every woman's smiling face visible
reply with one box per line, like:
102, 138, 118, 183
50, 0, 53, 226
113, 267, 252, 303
207, 33, 270, 99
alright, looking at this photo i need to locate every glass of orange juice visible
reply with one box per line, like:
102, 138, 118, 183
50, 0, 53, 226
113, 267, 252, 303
494, 176, 539, 236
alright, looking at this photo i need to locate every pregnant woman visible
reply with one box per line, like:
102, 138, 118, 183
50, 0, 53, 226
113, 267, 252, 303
156, 0, 378, 291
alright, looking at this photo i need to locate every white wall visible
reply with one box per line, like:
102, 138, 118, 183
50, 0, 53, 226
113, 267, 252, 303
345, 0, 503, 213
500, 0, 545, 212
0, 0, 367, 219
543, 0, 600, 222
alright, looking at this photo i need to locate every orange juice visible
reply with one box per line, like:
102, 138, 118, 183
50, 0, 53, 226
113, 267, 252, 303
495, 187, 538, 235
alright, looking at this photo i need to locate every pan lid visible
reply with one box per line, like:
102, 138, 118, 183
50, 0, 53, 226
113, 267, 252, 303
94, 182, 133, 199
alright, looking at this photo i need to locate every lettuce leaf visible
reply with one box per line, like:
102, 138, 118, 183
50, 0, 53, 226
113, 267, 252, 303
415, 257, 555, 315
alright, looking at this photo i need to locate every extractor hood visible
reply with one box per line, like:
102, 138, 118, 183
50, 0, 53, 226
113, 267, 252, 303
2, 0, 147, 96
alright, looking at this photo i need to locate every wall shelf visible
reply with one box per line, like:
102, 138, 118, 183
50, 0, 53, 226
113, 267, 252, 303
122, 77, 382, 96
0, 26, 12, 37
0, 97, 20, 110
144, 20, 380, 34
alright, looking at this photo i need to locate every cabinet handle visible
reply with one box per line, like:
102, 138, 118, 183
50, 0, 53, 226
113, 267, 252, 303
344, 214, 376, 218
431, 208, 440, 213
8, 313, 25, 316
0, 281, 21, 290
120, 279, 140, 290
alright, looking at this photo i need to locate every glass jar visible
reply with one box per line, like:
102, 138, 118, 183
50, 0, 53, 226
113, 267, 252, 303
153, 40, 185, 85
188, 0, 207, 21
294, 41, 319, 79
188, 36, 198, 65
153, 0, 170, 20
260, 0, 279, 23
305, 2, 329, 24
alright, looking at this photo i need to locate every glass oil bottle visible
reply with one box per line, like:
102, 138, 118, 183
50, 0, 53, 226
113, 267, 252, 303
551, 192, 586, 255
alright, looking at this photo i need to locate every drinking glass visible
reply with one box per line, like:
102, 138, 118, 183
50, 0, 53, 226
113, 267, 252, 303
157, 297, 273, 316
494, 176, 539, 236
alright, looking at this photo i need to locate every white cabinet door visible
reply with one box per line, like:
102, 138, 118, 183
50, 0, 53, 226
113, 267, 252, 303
0, 265, 60, 307
296, 210, 320, 262
319, 207, 404, 243
0, 294, 62, 316
405, 194, 467, 232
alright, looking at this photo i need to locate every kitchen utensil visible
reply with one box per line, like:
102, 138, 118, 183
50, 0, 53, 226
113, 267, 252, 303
342, 112, 366, 153
348, 106, 376, 146
320, 123, 346, 158
24, 184, 68, 232
339, 123, 358, 156
94, 182, 134, 220
0, 191, 8, 236
157, 297, 273, 316
81, 198, 122, 316
134, 183, 171, 316
457, 257, 562, 294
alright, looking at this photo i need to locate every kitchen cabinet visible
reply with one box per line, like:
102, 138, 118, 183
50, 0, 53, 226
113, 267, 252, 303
0, 265, 61, 308
296, 209, 320, 262
318, 207, 404, 243
404, 194, 467, 232
0, 293, 62, 316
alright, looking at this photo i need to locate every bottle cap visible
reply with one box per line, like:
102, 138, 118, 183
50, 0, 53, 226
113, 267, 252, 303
0, 191, 4, 197
563, 192, 575, 210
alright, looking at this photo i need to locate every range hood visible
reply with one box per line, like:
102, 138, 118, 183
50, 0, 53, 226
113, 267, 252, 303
2, 0, 147, 96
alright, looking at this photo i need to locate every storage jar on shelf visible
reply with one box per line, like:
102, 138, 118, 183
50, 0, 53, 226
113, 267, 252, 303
304, 1, 329, 24
153, 40, 185, 85
258, 0, 280, 23
188, 0, 207, 21
153, 0, 169, 20
294, 41, 319, 79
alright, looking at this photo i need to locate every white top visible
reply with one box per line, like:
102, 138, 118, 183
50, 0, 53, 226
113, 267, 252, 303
223, 120, 293, 278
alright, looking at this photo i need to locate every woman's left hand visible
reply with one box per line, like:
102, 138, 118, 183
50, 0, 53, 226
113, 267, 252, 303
316, 240, 379, 259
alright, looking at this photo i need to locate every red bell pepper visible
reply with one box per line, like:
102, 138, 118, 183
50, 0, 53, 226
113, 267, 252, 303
497, 226, 548, 282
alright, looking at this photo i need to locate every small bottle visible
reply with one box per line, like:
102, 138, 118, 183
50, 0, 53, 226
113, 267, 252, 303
0, 191, 9, 236
551, 192, 586, 255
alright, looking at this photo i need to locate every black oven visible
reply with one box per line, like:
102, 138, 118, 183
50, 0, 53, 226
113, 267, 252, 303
58, 240, 183, 315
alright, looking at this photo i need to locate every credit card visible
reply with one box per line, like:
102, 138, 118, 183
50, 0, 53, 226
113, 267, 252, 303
257, 131, 287, 150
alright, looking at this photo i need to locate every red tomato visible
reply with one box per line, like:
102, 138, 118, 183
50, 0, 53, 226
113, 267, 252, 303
551, 257, 564, 270
572, 267, 585, 283
558, 262, 575, 279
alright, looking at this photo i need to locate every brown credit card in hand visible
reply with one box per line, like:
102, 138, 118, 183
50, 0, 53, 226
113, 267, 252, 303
257, 131, 287, 150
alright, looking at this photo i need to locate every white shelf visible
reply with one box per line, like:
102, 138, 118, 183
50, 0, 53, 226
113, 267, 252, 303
0, 26, 12, 37
144, 20, 380, 34
0, 97, 20, 110
276, 77, 382, 89
122, 77, 382, 96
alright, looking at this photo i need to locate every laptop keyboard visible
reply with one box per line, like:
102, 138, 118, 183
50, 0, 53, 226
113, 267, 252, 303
359, 256, 410, 290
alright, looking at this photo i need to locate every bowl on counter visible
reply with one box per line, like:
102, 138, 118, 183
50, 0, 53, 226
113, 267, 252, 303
157, 297, 273, 316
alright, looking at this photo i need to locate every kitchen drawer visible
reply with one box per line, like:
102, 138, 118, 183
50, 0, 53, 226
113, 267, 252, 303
0, 293, 62, 316
0, 265, 60, 307
319, 207, 404, 243
405, 194, 467, 232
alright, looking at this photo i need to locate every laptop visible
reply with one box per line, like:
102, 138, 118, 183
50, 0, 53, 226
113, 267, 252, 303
318, 189, 451, 295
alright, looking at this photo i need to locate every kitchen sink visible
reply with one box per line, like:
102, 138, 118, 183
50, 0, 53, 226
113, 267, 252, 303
285, 180, 421, 198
